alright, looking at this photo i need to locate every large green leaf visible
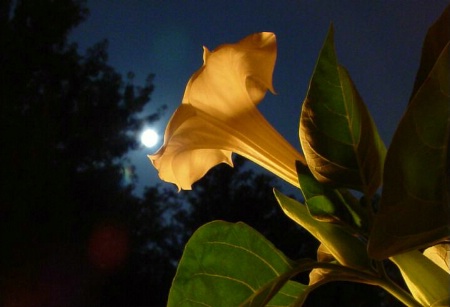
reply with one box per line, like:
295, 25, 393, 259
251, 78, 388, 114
274, 189, 372, 271
299, 25, 386, 197
410, 4, 450, 100
390, 250, 450, 306
167, 221, 307, 307
368, 41, 450, 259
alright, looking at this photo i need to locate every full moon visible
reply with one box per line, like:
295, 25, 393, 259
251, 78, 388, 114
140, 129, 159, 148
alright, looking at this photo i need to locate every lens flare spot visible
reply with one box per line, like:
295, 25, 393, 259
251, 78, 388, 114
88, 223, 129, 272
121, 165, 135, 186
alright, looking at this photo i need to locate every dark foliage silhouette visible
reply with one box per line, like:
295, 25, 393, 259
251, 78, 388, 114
0, 1, 168, 305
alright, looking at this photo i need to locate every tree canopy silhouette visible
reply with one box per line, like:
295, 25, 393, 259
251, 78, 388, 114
0, 1, 167, 305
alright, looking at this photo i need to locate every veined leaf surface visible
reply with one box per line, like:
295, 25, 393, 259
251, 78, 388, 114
299, 26, 386, 197
167, 221, 307, 307
368, 42, 450, 259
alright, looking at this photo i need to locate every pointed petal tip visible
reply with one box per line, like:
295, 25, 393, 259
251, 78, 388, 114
147, 153, 155, 164
269, 85, 277, 95
257, 32, 276, 50
238, 32, 276, 51
147, 152, 161, 165
257, 32, 276, 45
202, 46, 211, 63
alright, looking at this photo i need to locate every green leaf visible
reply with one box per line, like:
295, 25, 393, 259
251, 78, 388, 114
274, 189, 372, 271
167, 221, 308, 307
296, 162, 348, 223
263, 281, 307, 307
296, 162, 368, 233
423, 244, 450, 273
391, 250, 450, 306
368, 42, 450, 259
410, 4, 450, 100
299, 25, 386, 197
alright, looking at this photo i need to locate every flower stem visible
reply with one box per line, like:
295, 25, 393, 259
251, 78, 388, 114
376, 275, 421, 307
294, 261, 421, 307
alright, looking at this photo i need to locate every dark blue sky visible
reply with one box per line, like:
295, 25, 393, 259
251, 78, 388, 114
70, 1, 448, 195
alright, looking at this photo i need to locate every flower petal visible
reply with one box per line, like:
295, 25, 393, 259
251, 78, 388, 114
183, 32, 277, 120
150, 105, 233, 191
149, 32, 305, 190
150, 103, 304, 190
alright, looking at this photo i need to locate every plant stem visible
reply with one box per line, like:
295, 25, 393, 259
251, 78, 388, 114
297, 261, 421, 307
376, 275, 422, 307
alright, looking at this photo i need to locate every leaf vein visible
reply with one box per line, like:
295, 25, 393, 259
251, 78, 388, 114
194, 272, 256, 292
184, 298, 212, 307
205, 241, 288, 274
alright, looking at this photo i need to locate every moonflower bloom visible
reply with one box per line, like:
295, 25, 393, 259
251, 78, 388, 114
149, 32, 305, 190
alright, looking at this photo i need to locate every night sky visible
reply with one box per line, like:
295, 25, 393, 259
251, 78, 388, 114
70, 1, 449, 195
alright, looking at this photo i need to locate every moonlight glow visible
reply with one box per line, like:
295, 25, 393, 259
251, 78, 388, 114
141, 129, 159, 148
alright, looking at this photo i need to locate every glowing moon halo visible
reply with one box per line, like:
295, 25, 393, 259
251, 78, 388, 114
141, 129, 159, 148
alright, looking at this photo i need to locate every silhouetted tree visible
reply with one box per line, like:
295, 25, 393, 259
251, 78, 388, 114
99, 186, 185, 306
0, 1, 169, 305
